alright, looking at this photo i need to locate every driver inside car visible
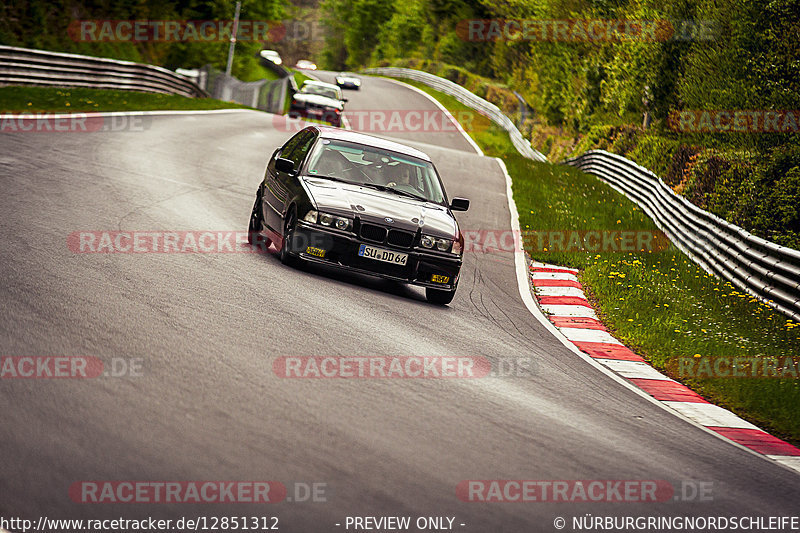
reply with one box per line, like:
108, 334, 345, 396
313, 147, 352, 178
384, 163, 414, 189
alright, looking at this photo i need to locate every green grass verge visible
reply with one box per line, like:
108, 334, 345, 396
0, 86, 253, 113
239, 62, 281, 83
393, 77, 800, 445
290, 68, 314, 87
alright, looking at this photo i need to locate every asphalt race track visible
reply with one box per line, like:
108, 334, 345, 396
1, 72, 799, 531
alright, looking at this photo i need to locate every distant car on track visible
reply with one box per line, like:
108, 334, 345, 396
259, 49, 282, 65
248, 126, 470, 304
295, 59, 317, 70
289, 80, 347, 127
335, 72, 361, 90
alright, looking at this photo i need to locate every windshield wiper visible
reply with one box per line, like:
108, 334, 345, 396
305, 174, 353, 185
359, 183, 428, 202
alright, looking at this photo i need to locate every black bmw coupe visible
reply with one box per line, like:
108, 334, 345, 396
248, 126, 470, 304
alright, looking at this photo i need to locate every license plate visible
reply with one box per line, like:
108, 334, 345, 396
306, 246, 325, 258
431, 274, 450, 284
358, 244, 408, 265
308, 109, 323, 116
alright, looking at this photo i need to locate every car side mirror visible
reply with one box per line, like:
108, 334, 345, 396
450, 197, 470, 212
275, 157, 295, 174
342, 98, 348, 103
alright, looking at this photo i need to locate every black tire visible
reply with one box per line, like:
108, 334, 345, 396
426, 286, 457, 305
248, 192, 271, 251
280, 209, 300, 267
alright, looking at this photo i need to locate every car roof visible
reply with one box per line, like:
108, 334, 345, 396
311, 126, 432, 162
302, 80, 339, 90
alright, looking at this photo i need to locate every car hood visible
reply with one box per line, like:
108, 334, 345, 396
293, 93, 343, 110
301, 177, 457, 238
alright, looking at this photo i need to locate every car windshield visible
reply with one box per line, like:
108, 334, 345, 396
305, 139, 446, 204
301, 85, 339, 99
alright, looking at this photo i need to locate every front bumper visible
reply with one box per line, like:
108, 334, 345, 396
289, 222, 461, 290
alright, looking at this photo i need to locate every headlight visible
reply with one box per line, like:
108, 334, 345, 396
313, 211, 351, 231
303, 210, 318, 223
420, 234, 456, 253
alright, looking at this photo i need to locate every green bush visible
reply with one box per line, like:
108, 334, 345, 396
627, 135, 683, 185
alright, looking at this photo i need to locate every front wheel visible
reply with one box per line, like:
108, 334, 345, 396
248, 193, 271, 250
280, 209, 300, 267
426, 286, 457, 305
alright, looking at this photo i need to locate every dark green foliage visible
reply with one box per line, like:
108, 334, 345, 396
318, 0, 799, 248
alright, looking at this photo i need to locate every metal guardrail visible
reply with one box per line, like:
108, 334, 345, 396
564, 151, 800, 321
362, 67, 547, 162
261, 59, 290, 80
203, 71, 268, 109
0, 45, 208, 98
199, 59, 289, 114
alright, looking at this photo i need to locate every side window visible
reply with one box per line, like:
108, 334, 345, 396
295, 133, 317, 166
282, 131, 316, 168
279, 133, 302, 161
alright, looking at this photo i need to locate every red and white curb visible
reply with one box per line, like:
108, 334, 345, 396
530, 260, 800, 474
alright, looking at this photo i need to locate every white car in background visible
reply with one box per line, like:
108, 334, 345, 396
295, 59, 318, 70
289, 80, 347, 127
259, 49, 282, 65
335, 72, 361, 90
